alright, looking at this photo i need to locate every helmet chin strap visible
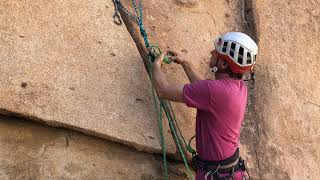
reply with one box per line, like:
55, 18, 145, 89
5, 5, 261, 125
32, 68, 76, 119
211, 56, 221, 74
211, 66, 218, 73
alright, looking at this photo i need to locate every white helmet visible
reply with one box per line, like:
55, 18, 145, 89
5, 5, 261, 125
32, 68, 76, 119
214, 32, 258, 73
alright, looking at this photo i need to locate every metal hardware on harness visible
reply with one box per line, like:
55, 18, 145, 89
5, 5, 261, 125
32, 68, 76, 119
193, 155, 240, 173
205, 171, 213, 180
192, 148, 247, 180
204, 165, 221, 180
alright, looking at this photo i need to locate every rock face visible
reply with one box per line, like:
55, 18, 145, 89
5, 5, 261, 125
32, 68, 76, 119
0, 0, 319, 179
253, 0, 320, 179
0, 0, 247, 154
0, 115, 187, 179
120, 0, 250, 155
0, 0, 163, 152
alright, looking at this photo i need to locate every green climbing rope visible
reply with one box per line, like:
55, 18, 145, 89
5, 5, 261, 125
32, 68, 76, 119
113, 0, 196, 179
148, 55, 169, 179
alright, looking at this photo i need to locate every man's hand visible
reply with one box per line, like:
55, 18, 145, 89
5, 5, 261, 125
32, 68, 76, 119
152, 51, 184, 103
167, 50, 205, 83
167, 50, 187, 65
153, 52, 165, 66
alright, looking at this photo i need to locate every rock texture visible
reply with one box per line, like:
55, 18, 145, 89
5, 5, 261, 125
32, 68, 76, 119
0, 115, 188, 180
253, 0, 320, 179
1, 0, 319, 179
120, 0, 250, 155
119, 0, 262, 178
0, 0, 163, 152
0, 0, 247, 154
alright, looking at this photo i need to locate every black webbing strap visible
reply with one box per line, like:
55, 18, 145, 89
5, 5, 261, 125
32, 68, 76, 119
192, 148, 246, 174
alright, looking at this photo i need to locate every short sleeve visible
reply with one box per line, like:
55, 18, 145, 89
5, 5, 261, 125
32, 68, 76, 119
182, 80, 210, 111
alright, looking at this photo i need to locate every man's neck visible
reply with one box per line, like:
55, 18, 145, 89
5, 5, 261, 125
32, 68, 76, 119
214, 72, 237, 80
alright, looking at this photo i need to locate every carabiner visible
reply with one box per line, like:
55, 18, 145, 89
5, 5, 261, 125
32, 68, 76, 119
205, 171, 214, 180
112, 0, 122, 25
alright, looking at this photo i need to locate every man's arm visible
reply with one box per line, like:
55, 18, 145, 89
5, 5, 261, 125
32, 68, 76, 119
167, 50, 205, 83
181, 61, 205, 83
152, 53, 184, 102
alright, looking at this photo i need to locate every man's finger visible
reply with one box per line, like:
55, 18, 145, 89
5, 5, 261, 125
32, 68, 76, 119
169, 56, 177, 61
159, 52, 165, 58
155, 52, 165, 63
167, 50, 178, 56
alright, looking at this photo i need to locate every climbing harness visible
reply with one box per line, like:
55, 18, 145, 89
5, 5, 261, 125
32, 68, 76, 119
192, 148, 249, 180
112, 0, 193, 179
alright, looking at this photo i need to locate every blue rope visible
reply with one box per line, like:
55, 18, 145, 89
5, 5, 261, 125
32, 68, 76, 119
132, 0, 150, 48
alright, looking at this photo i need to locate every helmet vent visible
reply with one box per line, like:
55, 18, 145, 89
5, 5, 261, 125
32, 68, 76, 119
246, 52, 252, 64
230, 42, 236, 57
222, 42, 228, 53
238, 46, 244, 65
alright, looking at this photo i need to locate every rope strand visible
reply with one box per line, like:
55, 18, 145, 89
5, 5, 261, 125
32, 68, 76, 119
112, 1, 194, 179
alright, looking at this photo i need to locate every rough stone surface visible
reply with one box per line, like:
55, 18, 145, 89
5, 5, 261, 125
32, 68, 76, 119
1, 0, 319, 179
0, 115, 188, 180
253, 0, 320, 179
0, 0, 162, 152
0, 0, 261, 177
0, 0, 247, 154
121, 0, 249, 156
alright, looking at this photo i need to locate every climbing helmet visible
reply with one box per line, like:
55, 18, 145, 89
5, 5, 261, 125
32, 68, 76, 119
214, 32, 258, 73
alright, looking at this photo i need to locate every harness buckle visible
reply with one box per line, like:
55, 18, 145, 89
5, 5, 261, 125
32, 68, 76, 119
239, 157, 246, 171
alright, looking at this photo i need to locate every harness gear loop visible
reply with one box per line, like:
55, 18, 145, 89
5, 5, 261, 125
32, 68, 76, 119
230, 167, 235, 180
204, 165, 220, 180
112, 0, 122, 25
205, 171, 213, 180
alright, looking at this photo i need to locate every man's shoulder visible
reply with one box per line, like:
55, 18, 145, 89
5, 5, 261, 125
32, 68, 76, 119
202, 79, 224, 87
186, 79, 246, 91
206, 79, 247, 92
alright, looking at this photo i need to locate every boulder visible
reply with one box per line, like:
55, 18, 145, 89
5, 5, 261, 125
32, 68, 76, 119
0, 0, 246, 155
0, 115, 188, 179
0, 0, 163, 152
2, 0, 319, 179
253, 0, 320, 179
119, 0, 252, 155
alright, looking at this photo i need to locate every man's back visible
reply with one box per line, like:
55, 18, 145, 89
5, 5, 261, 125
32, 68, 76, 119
183, 79, 247, 179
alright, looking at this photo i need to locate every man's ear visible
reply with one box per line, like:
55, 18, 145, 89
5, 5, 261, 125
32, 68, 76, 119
221, 61, 229, 70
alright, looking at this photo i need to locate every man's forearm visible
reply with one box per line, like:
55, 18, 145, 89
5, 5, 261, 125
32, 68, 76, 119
152, 64, 170, 96
182, 61, 205, 83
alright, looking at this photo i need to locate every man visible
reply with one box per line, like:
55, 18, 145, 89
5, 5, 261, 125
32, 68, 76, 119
152, 32, 258, 180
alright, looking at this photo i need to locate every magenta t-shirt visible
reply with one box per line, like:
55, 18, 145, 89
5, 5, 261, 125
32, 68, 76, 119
182, 79, 247, 180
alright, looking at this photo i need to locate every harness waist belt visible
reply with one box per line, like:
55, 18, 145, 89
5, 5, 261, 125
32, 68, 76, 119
192, 148, 246, 173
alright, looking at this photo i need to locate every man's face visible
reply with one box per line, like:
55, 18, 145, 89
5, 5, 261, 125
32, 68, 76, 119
209, 50, 228, 72
209, 49, 218, 68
